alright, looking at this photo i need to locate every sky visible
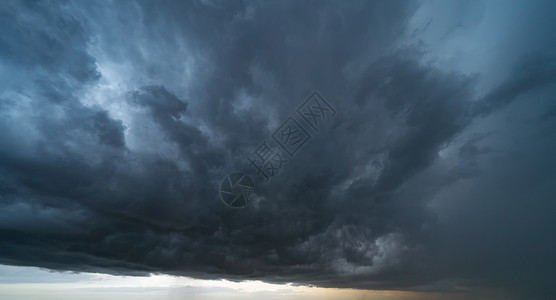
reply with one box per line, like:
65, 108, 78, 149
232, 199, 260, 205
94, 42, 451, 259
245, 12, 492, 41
0, 0, 555, 299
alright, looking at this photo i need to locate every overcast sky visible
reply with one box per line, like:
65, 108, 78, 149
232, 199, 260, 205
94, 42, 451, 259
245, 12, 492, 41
1, 0, 556, 299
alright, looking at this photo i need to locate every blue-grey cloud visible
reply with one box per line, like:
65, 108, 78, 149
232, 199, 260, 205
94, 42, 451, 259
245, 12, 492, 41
0, 1, 555, 299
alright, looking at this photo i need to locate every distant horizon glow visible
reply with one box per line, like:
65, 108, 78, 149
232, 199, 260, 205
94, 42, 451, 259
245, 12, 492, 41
0, 264, 462, 300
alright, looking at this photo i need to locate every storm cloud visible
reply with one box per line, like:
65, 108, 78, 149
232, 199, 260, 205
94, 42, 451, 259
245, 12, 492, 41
1, 0, 555, 299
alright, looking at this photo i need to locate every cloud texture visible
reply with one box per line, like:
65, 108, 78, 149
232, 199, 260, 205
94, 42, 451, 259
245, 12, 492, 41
1, 0, 556, 299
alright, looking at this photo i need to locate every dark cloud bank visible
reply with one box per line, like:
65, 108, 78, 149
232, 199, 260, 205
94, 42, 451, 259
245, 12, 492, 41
1, 0, 556, 299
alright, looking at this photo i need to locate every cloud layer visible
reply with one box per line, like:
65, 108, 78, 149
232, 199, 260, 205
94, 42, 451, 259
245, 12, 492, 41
1, 0, 555, 299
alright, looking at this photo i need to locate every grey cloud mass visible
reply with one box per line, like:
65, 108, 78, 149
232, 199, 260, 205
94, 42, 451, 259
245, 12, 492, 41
1, 0, 556, 299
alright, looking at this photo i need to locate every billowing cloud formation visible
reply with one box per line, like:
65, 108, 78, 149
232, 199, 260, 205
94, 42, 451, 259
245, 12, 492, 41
1, 0, 556, 299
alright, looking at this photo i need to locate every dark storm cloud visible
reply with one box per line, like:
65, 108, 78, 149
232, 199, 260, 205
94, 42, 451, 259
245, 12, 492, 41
1, 0, 556, 299
472, 53, 556, 117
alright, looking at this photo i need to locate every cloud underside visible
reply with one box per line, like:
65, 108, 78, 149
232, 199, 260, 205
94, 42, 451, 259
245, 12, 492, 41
0, 0, 555, 298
